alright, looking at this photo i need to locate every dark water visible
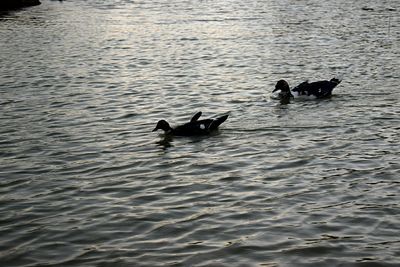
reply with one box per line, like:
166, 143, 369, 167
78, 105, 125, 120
1, 0, 399, 266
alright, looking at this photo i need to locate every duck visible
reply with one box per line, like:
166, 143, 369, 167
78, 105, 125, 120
272, 77, 342, 101
152, 111, 229, 136
271, 80, 294, 104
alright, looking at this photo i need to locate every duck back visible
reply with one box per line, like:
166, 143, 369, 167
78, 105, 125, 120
292, 79, 341, 98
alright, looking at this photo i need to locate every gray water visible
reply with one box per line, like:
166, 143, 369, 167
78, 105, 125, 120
1, 0, 399, 266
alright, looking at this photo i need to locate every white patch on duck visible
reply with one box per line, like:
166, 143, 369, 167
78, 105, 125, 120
292, 91, 317, 99
270, 91, 281, 100
200, 124, 205, 130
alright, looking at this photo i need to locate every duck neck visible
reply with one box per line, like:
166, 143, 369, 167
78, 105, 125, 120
164, 126, 173, 134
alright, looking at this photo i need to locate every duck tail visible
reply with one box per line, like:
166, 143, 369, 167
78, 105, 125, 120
209, 113, 229, 130
331, 74, 343, 85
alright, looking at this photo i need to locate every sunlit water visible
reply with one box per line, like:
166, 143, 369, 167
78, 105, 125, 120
1, 0, 399, 266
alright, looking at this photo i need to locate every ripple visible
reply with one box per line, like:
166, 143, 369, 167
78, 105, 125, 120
1, 0, 400, 266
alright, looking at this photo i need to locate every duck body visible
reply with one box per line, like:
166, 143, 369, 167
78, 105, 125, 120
272, 78, 341, 101
292, 78, 341, 99
152, 111, 229, 136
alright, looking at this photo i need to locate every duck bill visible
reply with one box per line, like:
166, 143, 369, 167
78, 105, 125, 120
272, 87, 279, 93
152, 127, 159, 132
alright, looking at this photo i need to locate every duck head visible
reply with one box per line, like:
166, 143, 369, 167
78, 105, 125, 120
152, 120, 172, 133
273, 80, 290, 93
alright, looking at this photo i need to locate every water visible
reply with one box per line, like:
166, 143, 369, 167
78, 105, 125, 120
0, 0, 399, 266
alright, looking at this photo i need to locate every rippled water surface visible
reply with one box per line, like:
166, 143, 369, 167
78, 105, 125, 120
1, 0, 399, 266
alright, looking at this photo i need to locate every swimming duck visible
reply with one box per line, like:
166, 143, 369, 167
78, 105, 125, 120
271, 80, 294, 104
152, 111, 229, 136
272, 77, 342, 100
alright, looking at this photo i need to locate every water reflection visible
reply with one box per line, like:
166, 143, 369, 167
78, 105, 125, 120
155, 131, 224, 150
1, 0, 399, 267
155, 135, 174, 150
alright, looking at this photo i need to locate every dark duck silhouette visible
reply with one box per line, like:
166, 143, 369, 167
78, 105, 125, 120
152, 111, 229, 136
271, 80, 294, 104
272, 77, 342, 100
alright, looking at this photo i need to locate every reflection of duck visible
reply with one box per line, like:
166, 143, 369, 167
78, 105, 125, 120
152, 111, 229, 136
156, 135, 173, 150
272, 77, 342, 101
